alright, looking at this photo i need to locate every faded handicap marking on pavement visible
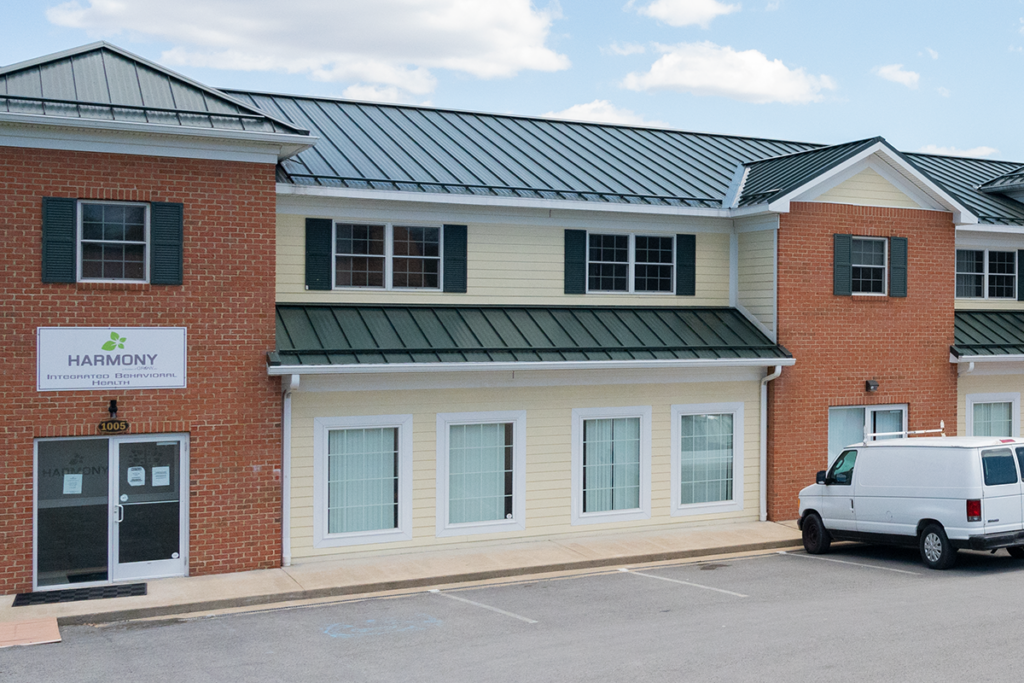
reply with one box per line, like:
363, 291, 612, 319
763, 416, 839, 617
323, 614, 442, 639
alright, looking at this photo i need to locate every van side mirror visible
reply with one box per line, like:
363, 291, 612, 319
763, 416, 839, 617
816, 470, 827, 485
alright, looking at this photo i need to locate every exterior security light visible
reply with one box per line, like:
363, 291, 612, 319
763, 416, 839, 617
865, 380, 879, 393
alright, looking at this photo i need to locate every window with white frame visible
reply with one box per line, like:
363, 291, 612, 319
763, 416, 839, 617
436, 411, 526, 537
79, 201, 149, 282
587, 233, 673, 293
851, 237, 886, 294
334, 223, 441, 289
827, 404, 908, 465
671, 403, 744, 515
956, 250, 1016, 299
967, 393, 1020, 437
313, 415, 413, 547
571, 406, 652, 525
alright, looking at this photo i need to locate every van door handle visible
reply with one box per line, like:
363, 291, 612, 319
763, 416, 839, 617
116, 504, 124, 523
850, 499, 855, 510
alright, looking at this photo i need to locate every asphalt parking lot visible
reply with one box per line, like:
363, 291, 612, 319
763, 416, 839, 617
5, 544, 1024, 682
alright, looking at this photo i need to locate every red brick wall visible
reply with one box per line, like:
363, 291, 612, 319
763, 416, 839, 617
768, 201, 958, 520
0, 146, 281, 593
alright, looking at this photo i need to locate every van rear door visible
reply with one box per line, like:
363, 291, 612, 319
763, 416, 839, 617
980, 447, 1023, 537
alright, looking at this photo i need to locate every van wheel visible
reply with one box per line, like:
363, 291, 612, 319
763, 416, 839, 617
802, 513, 831, 554
1007, 546, 1024, 559
919, 524, 957, 570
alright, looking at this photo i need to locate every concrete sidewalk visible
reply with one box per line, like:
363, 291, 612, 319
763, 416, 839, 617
1, 520, 802, 627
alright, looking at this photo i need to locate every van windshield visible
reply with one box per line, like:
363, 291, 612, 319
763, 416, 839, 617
982, 448, 1018, 486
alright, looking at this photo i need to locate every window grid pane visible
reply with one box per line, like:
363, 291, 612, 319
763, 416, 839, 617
448, 423, 513, 524
336, 224, 385, 287
851, 238, 885, 294
634, 236, 673, 292
80, 203, 146, 281
974, 402, 1013, 437
679, 414, 734, 505
955, 250, 984, 298
392, 226, 440, 289
588, 234, 629, 291
327, 427, 398, 534
988, 251, 1016, 299
583, 417, 641, 513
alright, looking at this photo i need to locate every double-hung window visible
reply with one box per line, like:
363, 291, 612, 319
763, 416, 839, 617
851, 237, 886, 294
588, 233, 674, 293
956, 249, 1017, 299
833, 234, 906, 298
967, 393, 1020, 437
313, 415, 413, 547
334, 223, 441, 290
79, 201, 149, 283
671, 403, 744, 515
571, 406, 652, 525
436, 412, 526, 536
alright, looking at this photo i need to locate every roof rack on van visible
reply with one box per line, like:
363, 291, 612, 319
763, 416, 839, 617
865, 421, 945, 440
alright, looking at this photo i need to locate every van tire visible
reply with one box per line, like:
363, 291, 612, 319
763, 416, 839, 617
1007, 546, 1024, 559
802, 513, 831, 554
919, 524, 956, 570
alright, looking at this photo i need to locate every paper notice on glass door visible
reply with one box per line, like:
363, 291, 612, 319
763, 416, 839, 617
152, 466, 170, 487
63, 473, 83, 494
127, 466, 146, 486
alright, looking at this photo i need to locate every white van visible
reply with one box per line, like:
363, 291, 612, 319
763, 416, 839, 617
798, 436, 1024, 569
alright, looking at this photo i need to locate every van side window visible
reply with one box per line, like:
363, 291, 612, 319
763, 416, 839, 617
982, 448, 1018, 486
827, 450, 857, 485
1016, 447, 1024, 479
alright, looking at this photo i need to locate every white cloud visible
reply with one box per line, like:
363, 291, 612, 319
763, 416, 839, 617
542, 99, 667, 126
635, 0, 740, 28
917, 144, 998, 158
46, 0, 569, 96
341, 85, 416, 104
925, 47, 939, 59
936, 86, 950, 97
604, 42, 646, 56
622, 41, 836, 104
875, 64, 919, 89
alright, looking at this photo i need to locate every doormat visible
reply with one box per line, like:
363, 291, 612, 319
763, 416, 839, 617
12, 583, 147, 607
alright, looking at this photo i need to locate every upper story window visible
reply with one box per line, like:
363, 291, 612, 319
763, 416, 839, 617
587, 233, 674, 294
334, 223, 441, 290
79, 202, 149, 282
956, 249, 1016, 299
851, 237, 886, 294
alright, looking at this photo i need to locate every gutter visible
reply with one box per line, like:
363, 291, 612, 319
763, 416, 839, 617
281, 374, 300, 567
760, 365, 783, 522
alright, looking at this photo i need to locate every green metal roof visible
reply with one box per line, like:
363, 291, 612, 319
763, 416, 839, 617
905, 154, 1024, 226
0, 43, 309, 137
952, 311, 1024, 357
977, 166, 1024, 195
736, 137, 882, 207
270, 304, 791, 367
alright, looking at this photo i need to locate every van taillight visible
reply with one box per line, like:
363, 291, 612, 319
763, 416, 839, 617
967, 499, 982, 522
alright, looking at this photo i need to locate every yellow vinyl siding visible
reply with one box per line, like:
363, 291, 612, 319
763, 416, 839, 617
813, 167, 920, 209
276, 214, 730, 306
288, 380, 760, 559
738, 228, 774, 331
955, 299, 1024, 311
958, 373, 1024, 436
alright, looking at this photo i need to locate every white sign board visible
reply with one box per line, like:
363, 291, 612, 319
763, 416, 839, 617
37, 327, 187, 391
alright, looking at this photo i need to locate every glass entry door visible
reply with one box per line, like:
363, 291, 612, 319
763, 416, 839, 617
35, 434, 188, 589
111, 438, 186, 582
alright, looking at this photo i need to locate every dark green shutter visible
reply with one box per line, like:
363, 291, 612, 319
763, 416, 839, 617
150, 202, 184, 285
889, 236, 907, 298
834, 234, 852, 296
1018, 250, 1024, 301
305, 218, 333, 290
564, 229, 587, 294
675, 234, 696, 296
442, 224, 467, 293
41, 197, 76, 283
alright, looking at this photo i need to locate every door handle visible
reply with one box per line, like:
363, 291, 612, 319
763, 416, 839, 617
850, 499, 855, 510
116, 504, 124, 523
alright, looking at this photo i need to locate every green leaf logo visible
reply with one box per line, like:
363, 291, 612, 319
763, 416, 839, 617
102, 332, 127, 351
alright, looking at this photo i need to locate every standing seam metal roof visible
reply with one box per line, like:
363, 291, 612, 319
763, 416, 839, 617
271, 304, 792, 366
953, 311, 1024, 357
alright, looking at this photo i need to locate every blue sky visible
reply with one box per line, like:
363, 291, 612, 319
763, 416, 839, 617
5, 0, 1024, 160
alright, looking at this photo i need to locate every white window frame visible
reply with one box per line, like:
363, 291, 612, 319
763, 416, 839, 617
77, 200, 150, 284
571, 406, 652, 525
827, 403, 909, 465
850, 236, 887, 297
671, 402, 745, 517
955, 249, 1017, 300
966, 393, 1021, 437
435, 410, 527, 537
332, 222, 443, 291
585, 232, 675, 295
312, 414, 414, 548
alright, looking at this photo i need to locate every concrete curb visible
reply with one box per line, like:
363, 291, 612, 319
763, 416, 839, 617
57, 537, 802, 626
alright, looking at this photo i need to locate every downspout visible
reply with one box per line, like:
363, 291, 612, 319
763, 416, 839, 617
281, 374, 299, 567
760, 365, 783, 522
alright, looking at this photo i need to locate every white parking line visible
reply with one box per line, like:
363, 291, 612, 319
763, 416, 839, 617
778, 551, 921, 575
618, 567, 748, 598
428, 589, 538, 624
